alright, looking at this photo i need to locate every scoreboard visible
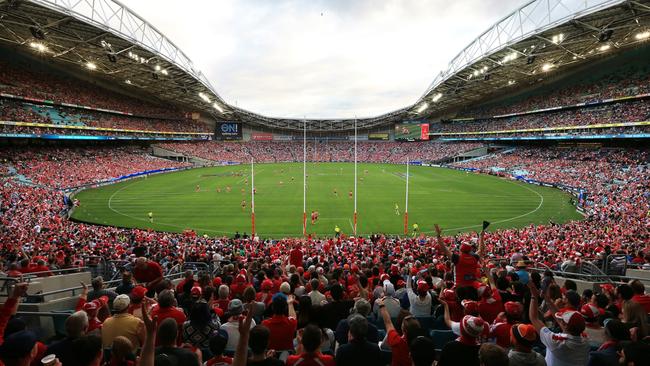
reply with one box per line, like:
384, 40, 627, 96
215, 122, 242, 140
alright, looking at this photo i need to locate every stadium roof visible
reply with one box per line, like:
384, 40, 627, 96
0, 0, 649, 131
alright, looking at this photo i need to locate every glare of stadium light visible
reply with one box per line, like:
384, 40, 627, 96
599, 44, 611, 51
213, 102, 224, 113
635, 31, 650, 40
482, 66, 488, 71
161, 69, 168, 75
473, 70, 479, 77
199, 92, 211, 103
541, 63, 554, 72
125, 79, 132, 84
155, 65, 161, 71
29, 42, 47, 52
501, 51, 518, 64
551, 33, 564, 44
431, 93, 442, 102
508, 80, 516, 85
416, 103, 428, 113
572, 56, 577, 60
85, 62, 97, 70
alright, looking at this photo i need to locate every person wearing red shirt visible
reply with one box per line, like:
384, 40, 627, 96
151, 290, 186, 345
261, 294, 297, 351
436, 225, 485, 289
133, 257, 163, 295
289, 245, 303, 268
478, 285, 503, 324
490, 301, 524, 348
377, 297, 420, 366
629, 280, 650, 314
287, 324, 335, 366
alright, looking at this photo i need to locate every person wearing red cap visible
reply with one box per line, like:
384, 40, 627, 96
438, 315, 487, 366
508, 324, 545, 366
436, 224, 485, 290
490, 301, 523, 348
405, 274, 432, 317
528, 281, 590, 366
477, 284, 503, 324
581, 304, 605, 348
256, 279, 275, 307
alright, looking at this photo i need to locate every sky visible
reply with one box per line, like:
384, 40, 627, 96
122, 0, 524, 118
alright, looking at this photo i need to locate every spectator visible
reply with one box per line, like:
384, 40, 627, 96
377, 297, 421, 366
101, 294, 145, 349
335, 314, 382, 366
154, 318, 200, 366
286, 324, 335, 366
245, 326, 283, 366
479, 343, 509, 366
508, 324, 545, 366
336, 298, 378, 345
438, 315, 488, 366
45, 311, 88, 365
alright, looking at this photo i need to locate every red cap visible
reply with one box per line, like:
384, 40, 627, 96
504, 301, 524, 317
131, 286, 147, 300
461, 300, 480, 316
97, 296, 109, 307
191, 286, 202, 297
417, 280, 428, 292
555, 310, 586, 332
261, 279, 273, 291
580, 304, 603, 321
83, 302, 98, 312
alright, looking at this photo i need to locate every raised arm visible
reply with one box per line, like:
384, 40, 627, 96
287, 295, 297, 319
527, 281, 545, 332
439, 298, 452, 329
478, 230, 486, 259
376, 297, 396, 333
435, 224, 452, 258
138, 300, 157, 366
233, 303, 254, 366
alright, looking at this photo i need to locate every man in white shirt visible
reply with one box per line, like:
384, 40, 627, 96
528, 282, 590, 366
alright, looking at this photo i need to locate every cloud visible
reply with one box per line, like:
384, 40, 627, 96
122, 0, 524, 118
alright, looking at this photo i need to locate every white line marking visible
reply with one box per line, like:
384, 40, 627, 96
421, 179, 545, 233
348, 218, 354, 231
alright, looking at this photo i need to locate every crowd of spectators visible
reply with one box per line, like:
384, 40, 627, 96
459, 63, 650, 118
431, 99, 650, 137
158, 141, 482, 164
0, 60, 184, 119
0, 99, 211, 135
4, 146, 191, 189
0, 144, 648, 366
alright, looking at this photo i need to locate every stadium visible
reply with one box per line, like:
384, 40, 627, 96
0, 0, 649, 365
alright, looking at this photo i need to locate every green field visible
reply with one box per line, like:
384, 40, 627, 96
71, 163, 583, 237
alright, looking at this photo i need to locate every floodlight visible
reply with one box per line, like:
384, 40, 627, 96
125, 79, 132, 84
213, 103, 224, 113
635, 31, 650, 40
508, 80, 515, 85
155, 65, 161, 71
29, 42, 47, 52
199, 92, 211, 103
416, 103, 428, 113
85, 62, 97, 70
541, 63, 554, 72
599, 44, 611, 51
161, 69, 168, 75
431, 93, 442, 102
551, 33, 564, 44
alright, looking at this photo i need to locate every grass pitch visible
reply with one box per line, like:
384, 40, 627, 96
71, 163, 583, 237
